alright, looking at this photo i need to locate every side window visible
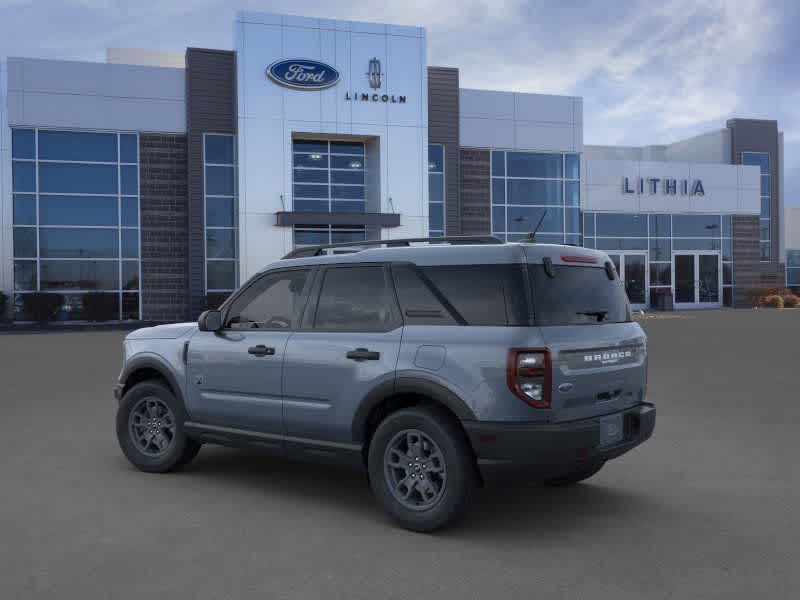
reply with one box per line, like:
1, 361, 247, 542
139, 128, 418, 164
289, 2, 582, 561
391, 264, 458, 325
314, 266, 397, 331
418, 265, 528, 326
225, 269, 310, 329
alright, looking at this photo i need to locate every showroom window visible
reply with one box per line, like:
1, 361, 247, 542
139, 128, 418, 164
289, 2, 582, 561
491, 150, 580, 244
428, 144, 445, 237
742, 152, 770, 261
787, 250, 800, 288
11, 128, 141, 320
204, 134, 238, 293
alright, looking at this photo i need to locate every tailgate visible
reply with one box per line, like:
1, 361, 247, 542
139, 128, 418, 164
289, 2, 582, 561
540, 322, 646, 423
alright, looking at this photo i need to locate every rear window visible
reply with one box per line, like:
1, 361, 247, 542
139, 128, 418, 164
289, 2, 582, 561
530, 264, 631, 326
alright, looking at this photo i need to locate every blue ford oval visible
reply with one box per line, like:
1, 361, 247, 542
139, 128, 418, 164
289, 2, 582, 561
267, 59, 340, 90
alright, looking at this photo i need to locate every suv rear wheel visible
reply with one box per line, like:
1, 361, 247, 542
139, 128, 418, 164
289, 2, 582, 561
116, 380, 201, 473
368, 406, 477, 532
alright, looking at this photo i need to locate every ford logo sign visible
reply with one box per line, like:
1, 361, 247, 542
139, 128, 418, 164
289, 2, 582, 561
267, 59, 340, 90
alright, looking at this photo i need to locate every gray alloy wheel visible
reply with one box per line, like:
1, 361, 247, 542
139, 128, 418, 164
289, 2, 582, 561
383, 429, 447, 511
128, 396, 177, 457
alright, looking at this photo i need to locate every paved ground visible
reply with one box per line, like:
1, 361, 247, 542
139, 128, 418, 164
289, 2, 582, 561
1, 309, 799, 599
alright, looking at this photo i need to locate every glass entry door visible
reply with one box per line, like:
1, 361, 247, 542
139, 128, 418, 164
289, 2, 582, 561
608, 252, 648, 309
672, 252, 721, 309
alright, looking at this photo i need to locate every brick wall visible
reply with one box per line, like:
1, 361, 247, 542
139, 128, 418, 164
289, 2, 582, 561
139, 134, 189, 322
459, 149, 491, 235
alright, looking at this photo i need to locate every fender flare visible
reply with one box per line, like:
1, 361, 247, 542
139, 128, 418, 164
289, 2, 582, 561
119, 355, 185, 408
351, 376, 476, 443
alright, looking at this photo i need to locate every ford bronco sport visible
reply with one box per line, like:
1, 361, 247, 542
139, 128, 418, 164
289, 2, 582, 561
114, 236, 655, 532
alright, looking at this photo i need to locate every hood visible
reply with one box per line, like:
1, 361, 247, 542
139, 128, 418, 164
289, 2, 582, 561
125, 322, 197, 340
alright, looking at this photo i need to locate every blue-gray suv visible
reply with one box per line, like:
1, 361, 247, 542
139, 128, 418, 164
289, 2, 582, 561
114, 236, 655, 531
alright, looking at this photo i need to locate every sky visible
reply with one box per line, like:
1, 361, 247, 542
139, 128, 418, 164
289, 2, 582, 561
1, 0, 798, 205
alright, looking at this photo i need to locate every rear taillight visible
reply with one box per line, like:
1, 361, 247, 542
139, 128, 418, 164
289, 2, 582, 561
507, 349, 552, 408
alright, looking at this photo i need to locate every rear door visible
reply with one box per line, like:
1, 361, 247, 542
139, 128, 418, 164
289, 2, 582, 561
527, 255, 646, 424
282, 264, 402, 444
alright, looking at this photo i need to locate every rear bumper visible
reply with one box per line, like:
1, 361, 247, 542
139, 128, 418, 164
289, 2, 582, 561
463, 403, 655, 483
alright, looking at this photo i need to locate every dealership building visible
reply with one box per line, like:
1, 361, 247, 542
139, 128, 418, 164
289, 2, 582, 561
0, 10, 795, 321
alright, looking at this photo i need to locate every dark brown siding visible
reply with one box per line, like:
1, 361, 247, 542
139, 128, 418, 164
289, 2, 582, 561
186, 48, 237, 318
428, 67, 460, 234
459, 149, 491, 235
139, 134, 189, 321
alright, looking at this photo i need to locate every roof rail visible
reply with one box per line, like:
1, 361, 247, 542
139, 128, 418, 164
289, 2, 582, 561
282, 235, 503, 259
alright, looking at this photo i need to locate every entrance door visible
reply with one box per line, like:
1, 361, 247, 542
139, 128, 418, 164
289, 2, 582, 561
607, 253, 648, 310
672, 252, 721, 309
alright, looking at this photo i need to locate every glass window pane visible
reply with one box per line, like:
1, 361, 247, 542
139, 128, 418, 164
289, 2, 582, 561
122, 229, 139, 258
330, 155, 362, 169
649, 238, 671, 261
120, 134, 138, 163
121, 198, 139, 227
331, 185, 364, 200
293, 140, 328, 154
293, 168, 329, 184
788, 268, 800, 285
428, 144, 444, 172
595, 213, 647, 237
507, 206, 563, 233
12, 161, 35, 192
12, 129, 35, 159
723, 263, 732, 285
583, 236, 595, 249
760, 175, 770, 197
205, 135, 234, 164
673, 238, 721, 251
40, 228, 118, 258
226, 269, 310, 328
787, 251, 800, 268
39, 163, 118, 194
294, 199, 328, 212
331, 228, 365, 243
761, 197, 770, 219
429, 203, 444, 231
760, 242, 770, 261
294, 229, 329, 245
331, 201, 365, 213
596, 238, 647, 250
723, 287, 732, 307
565, 181, 579, 206
741, 152, 769, 174
507, 180, 562, 205
13, 194, 36, 225
583, 213, 595, 236
721, 215, 732, 237
565, 233, 581, 246
565, 154, 580, 179
491, 151, 505, 177
650, 263, 671, 286
294, 184, 329, 199
207, 229, 236, 258
759, 219, 770, 240
315, 267, 393, 330
649, 214, 671, 237
331, 170, 364, 185
121, 165, 138, 195
206, 197, 234, 227
122, 261, 139, 290
40, 195, 118, 226
565, 207, 580, 233
13, 227, 37, 258
330, 141, 364, 155
122, 293, 139, 320
492, 206, 505, 233
40, 260, 119, 290
14, 261, 37, 291
205, 166, 235, 195
722, 238, 732, 261
507, 152, 562, 178
38, 130, 117, 162
429, 173, 443, 204
492, 179, 505, 205
294, 153, 329, 168
207, 260, 236, 290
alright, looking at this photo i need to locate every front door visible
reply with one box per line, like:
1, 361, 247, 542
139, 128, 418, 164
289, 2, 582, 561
672, 252, 721, 309
186, 267, 314, 435
607, 252, 648, 310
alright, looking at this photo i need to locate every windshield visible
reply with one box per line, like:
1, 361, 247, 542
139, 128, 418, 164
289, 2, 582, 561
529, 264, 631, 326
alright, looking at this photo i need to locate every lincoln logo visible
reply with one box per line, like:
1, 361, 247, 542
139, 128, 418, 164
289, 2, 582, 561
266, 59, 341, 90
367, 57, 382, 89
584, 350, 633, 365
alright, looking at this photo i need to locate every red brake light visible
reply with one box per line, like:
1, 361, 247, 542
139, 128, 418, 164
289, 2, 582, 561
561, 255, 597, 264
507, 349, 552, 408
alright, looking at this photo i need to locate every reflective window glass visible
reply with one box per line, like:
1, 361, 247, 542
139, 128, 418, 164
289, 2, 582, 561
492, 179, 505, 205
331, 228, 365, 243
294, 153, 329, 168
121, 165, 138, 195
227, 269, 310, 329
673, 238, 721, 251
650, 263, 671, 286
583, 213, 595, 236
649, 214, 671, 237
293, 140, 328, 154
39, 228, 118, 258
491, 151, 505, 177
760, 175, 770, 197
565, 207, 580, 233
120, 135, 138, 163
596, 238, 647, 251
429, 203, 444, 231
294, 184, 329, 199
13, 194, 36, 225
673, 214, 721, 237
12, 161, 36, 192
40, 195, 118, 226
507, 152, 562, 178
315, 267, 395, 331
760, 220, 770, 241
121, 229, 139, 258
294, 200, 328, 212
295, 229, 331, 245
761, 197, 770, 219
12, 129, 35, 159
332, 201, 365, 213
205, 135, 234, 164
207, 260, 236, 290
507, 180, 562, 205
331, 170, 364, 185
293, 168, 328, 184
429, 173, 444, 204
649, 238, 671, 261
331, 156, 363, 170
506, 206, 563, 233
330, 141, 364, 155
40, 260, 119, 290
722, 238, 732, 261
14, 261, 37, 291
787, 251, 800, 268
122, 293, 140, 320
39, 163, 118, 194
721, 215, 732, 237
428, 145, 444, 172
206, 197, 234, 227
207, 229, 236, 259
565, 181, 580, 206
13, 228, 37, 258
760, 242, 770, 261
331, 185, 364, 200
595, 213, 647, 237
741, 152, 769, 174
565, 154, 580, 180
121, 198, 139, 227
123, 261, 140, 290
38, 131, 117, 162
205, 166, 235, 195
723, 263, 732, 285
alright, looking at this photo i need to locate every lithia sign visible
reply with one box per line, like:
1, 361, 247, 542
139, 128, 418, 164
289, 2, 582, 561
267, 57, 406, 103
623, 176, 705, 196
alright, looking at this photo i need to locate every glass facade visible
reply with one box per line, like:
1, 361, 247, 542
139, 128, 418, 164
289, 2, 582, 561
204, 134, 238, 293
583, 212, 734, 307
742, 152, 770, 261
291, 139, 366, 249
491, 150, 580, 244
787, 250, 800, 287
11, 128, 141, 320
428, 144, 444, 236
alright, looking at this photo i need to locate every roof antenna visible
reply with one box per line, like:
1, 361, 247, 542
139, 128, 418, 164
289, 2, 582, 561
521, 209, 547, 243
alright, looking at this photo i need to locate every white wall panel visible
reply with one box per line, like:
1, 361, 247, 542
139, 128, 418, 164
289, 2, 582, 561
349, 32, 388, 126
460, 89, 514, 120
459, 117, 514, 149
514, 121, 574, 152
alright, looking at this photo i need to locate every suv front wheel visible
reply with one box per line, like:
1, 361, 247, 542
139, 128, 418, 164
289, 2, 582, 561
368, 406, 477, 532
116, 380, 201, 473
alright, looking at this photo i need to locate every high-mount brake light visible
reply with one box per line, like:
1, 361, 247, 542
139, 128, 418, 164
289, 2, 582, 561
561, 255, 597, 264
507, 349, 552, 408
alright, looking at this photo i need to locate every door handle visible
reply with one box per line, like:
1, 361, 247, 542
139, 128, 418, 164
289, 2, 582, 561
346, 348, 380, 361
248, 345, 275, 357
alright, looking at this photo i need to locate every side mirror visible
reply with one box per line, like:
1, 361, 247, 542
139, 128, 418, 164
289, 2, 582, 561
198, 309, 223, 332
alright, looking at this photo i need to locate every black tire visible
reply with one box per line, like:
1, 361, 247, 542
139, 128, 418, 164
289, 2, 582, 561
368, 406, 477, 532
543, 461, 605, 486
116, 380, 201, 473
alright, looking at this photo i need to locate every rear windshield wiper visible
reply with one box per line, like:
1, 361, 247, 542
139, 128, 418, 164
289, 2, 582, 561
576, 310, 608, 322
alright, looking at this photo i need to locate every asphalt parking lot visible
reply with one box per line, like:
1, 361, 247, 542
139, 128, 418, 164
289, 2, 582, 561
1, 309, 799, 599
